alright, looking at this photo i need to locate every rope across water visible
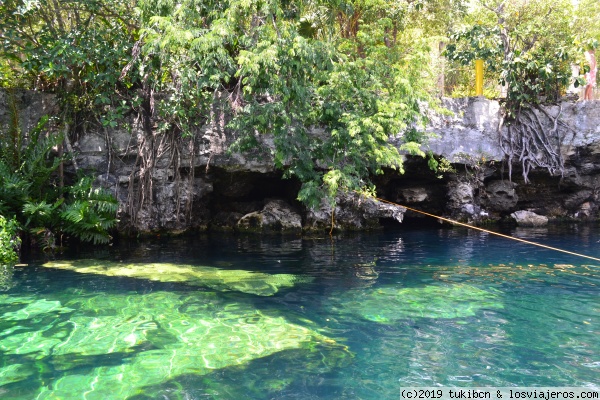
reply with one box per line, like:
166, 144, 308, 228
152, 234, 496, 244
369, 195, 600, 263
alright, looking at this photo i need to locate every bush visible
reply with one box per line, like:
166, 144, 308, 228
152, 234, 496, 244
0, 215, 20, 265
0, 114, 118, 252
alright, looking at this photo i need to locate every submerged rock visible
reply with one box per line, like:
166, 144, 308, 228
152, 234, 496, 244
433, 263, 583, 285
42, 259, 312, 296
0, 290, 345, 398
328, 283, 503, 322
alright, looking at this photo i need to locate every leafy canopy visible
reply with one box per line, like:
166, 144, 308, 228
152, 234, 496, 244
136, 0, 452, 206
3, 0, 463, 211
0, 0, 140, 126
444, 0, 576, 110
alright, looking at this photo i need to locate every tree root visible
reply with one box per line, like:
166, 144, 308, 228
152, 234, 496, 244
499, 103, 574, 183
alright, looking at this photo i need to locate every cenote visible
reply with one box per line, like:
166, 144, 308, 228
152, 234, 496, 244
1, 224, 599, 399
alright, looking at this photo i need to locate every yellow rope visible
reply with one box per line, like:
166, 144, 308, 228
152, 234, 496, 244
371, 195, 600, 263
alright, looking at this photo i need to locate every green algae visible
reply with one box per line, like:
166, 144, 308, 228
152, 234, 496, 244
41, 260, 311, 296
0, 290, 346, 398
329, 283, 503, 322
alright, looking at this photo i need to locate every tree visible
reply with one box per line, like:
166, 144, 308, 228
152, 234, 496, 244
2, 0, 464, 227
0, 0, 140, 127
573, 0, 600, 91
136, 0, 457, 208
574, 0, 600, 44
444, 0, 577, 182
0, 1, 126, 249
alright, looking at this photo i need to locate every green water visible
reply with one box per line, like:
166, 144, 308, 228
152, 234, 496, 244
1, 225, 599, 399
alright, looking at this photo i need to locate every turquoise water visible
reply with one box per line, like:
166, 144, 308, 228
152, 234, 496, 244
1, 225, 599, 399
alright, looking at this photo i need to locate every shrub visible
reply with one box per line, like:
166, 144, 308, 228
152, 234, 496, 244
0, 215, 20, 265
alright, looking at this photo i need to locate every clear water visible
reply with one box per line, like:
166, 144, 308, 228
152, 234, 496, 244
1, 225, 599, 399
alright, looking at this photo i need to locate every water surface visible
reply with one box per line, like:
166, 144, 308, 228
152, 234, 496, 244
1, 224, 599, 399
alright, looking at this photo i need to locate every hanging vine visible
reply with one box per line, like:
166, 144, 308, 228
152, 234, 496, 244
124, 93, 199, 231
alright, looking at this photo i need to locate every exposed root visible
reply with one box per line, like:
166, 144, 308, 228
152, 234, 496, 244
499, 103, 575, 183
124, 90, 231, 231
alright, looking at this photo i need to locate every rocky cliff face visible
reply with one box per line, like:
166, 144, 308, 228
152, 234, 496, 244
2, 90, 600, 234
421, 98, 600, 225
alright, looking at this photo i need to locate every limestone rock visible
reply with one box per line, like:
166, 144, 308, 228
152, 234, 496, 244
426, 97, 504, 162
398, 188, 428, 203
564, 190, 593, 209
304, 192, 405, 231
485, 180, 518, 211
210, 211, 244, 231
447, 182, 474, 208
461, 203, 488, 219
574, 201, 596, 219
6, 89, 600, 233
0, 90, 58, 135
237, 200, 302, 233
511, 210, 549, 227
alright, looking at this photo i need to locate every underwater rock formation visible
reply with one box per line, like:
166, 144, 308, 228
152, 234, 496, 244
0, 290, 345, 398
42, 260, 312, 296
327, 283, 503, 322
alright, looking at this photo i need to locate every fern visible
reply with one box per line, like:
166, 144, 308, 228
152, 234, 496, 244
60, 178, 119, 245
18, 123, 64, 198
0, 159, 32, 209
61, 202, 116, 245
0, 117, 118, 250
22, 199, 63, 228
0, 116, 62, 213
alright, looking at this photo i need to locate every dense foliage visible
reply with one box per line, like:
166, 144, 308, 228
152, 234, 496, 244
1, 0, 466, 210
0, 0, 597, 235
132, 0, 459, 206
0, 115, 118, 251
444, 0, 576, 108
442, 0, 595, 182
0, 215, 20, 265
0, 0, 139, 125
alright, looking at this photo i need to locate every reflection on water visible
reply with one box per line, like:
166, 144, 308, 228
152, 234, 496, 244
1, 225, 599, 399
0, 265, 14, 292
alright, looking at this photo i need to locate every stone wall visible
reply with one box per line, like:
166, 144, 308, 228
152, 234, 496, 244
3, 89, 600, 233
